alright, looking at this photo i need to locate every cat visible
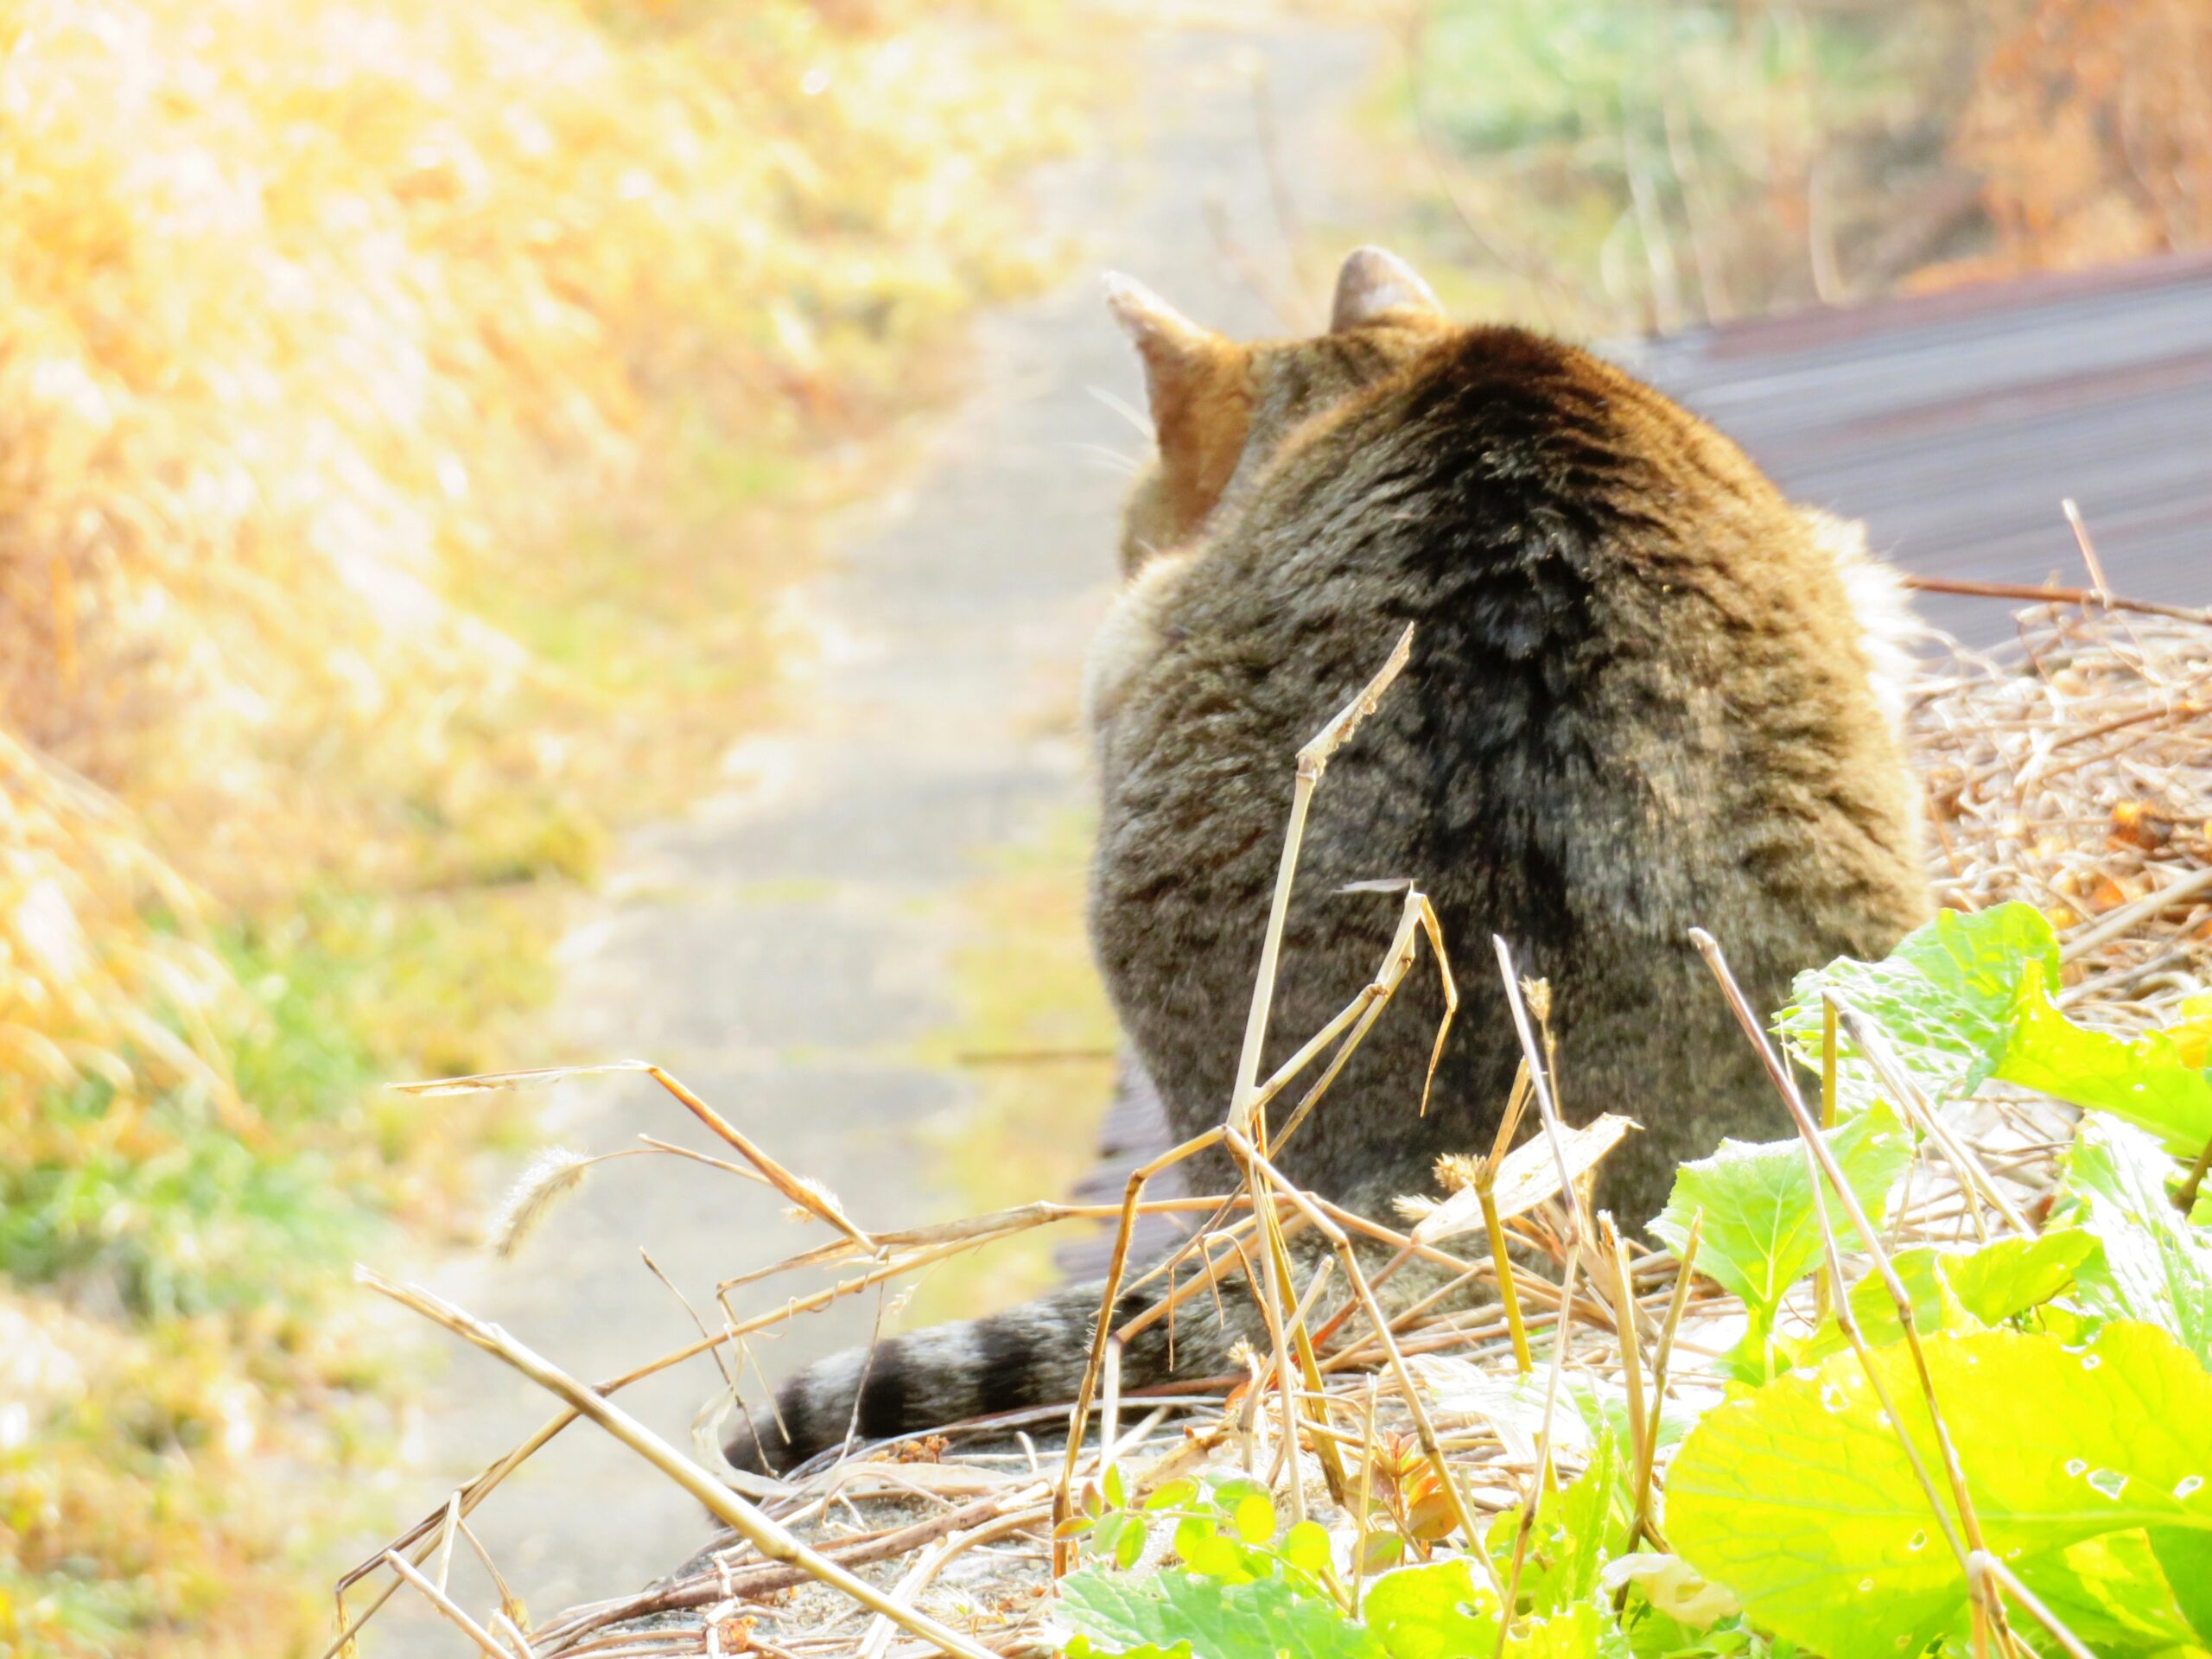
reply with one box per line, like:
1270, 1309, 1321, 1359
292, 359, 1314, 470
721, 246, 1929, 1477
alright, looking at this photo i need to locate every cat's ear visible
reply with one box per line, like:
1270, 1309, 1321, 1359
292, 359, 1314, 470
1103, 272, 1251, 541
1103, 273, 1225, 422
1331, 246, 1442, 330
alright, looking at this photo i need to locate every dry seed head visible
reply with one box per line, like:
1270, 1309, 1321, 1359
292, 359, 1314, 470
486, 1147, 592, 1259
1522, 976, 1552, 1025
1433, 1152, 1484, 1194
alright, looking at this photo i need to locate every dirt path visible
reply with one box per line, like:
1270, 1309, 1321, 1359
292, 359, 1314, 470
368, 19, 1379, 1643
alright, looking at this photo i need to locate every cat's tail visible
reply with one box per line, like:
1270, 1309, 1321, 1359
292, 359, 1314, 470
719, 1257, 1267, 1478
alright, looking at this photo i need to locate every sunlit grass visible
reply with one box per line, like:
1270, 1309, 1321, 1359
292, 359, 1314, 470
0, 0, 1103, 1649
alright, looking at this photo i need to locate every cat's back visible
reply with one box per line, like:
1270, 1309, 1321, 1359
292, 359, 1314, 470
1102, 321, 1915, 893
1089, 303, 1927, 1211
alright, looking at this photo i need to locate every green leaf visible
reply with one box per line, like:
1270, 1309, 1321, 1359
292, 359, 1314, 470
1798, 1231, 2095, 1363
1065, 1637, 1193, 1659
1362, 1559, 1501, 1659
1093, 1512, 1140, 1567
1782, 901, 2212, 1155
2006, 1529, 2209, 1658
1116, 1514, 1148, 1569
1667, 1322, 2212, 1659
1651, 1102, 1911, 1376
2004, 960, 2212, 1157
1358, 1532, 1405, 1575
1231, 1492, 1277, 1546
1058, 1569, 1382, 1659
2058, 1116, 2212, 1365
1941, 1230, 2097, 1326
1778, 902, 2058, 1100
1511, 1599, 1611, 1659
1179, 1532, 1247, 1582
2150, 1525, 2212, 1643
1569, 1374, 1690, 1468
1825, 1244, 1963, 1359
1282, 1521, 1332, 1575
1526, 1427, 1625, 1615
1147, 1478, 1199, 1513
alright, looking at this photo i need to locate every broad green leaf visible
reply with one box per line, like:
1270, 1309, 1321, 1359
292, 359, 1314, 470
1778, 901, 2058, 1099
1065, 1639, 1192, 1659
1651, 1102, 1911, 1377
2058, 1116, 2212, 1365
1798, 1231, 2095, 1362
1782, 901, 2212, 1154
2005, 960, 2212, 1157
1941, 1229, 2096, 1325
2151, 1525, 2212, 1643
1363, 1563, 1611, 1659
1789, 1248, 1955, 1367
1058, 1569, 1382, 1659
1362, 1559, 1501, 1659
2007, 1529, 2209, 1658
1666, 1322, 2212, 1659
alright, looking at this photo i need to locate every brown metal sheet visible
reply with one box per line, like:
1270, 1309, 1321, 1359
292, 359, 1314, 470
1622, 251, 2212, 643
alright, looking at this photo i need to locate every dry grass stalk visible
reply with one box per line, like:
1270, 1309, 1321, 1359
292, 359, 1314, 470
358, 1269, 1001, 1659
1913, 607, 2212, 1020
402, 1061, 877, 1253
1694, 932, 2033, 1658
356, 593, 2208, 1656
382, 1548, 526, 1659
1058, 626, 1424, 1565
1492, 1234, 1584, 1659
1600, 1218, 1651, 1516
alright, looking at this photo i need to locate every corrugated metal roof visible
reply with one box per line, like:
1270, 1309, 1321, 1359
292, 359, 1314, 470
1620, 250, 2212, 645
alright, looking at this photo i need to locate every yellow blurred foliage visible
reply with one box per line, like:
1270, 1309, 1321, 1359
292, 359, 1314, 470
0, 0, 1087, 1148
0, 0, 1095, 1649
0, 735, 233, 1135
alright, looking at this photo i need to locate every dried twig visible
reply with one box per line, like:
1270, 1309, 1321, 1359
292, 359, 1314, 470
359, 1270, 1001, 1659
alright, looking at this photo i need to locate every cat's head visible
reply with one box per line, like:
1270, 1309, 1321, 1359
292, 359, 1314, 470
1106, 246, 1451, 573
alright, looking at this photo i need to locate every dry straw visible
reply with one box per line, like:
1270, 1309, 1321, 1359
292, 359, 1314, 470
346, 591, 2210, 1658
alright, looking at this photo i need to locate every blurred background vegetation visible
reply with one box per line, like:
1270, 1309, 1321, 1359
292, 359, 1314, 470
0, 0, 2206, 1654
1384, 0, 2212, 329
0, 0, 1083, 1649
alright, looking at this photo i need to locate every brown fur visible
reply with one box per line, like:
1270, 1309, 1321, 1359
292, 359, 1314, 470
721, 250, 1929, 1479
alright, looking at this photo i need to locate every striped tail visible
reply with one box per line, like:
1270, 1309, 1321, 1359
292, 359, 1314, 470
720, 1267, 1258, 1477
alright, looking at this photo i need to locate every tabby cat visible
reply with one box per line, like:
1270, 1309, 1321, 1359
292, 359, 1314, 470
722, 247, 1928, 1477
